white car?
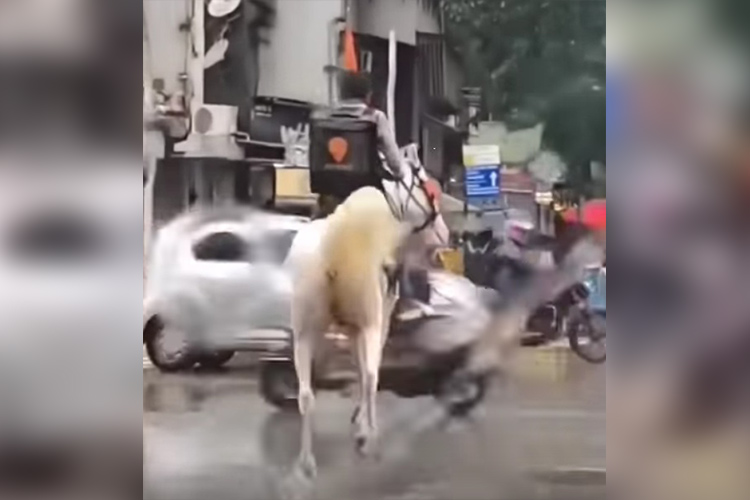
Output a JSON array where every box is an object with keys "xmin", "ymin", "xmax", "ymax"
[
  {"xmin": 0, "ymin": 167, "xmax": 142, "ymax": 490},
  {"xmin": 144, "ymin": 206, "xmax": 308, "ymax": 372}
]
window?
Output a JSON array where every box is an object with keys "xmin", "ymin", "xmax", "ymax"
[
  {"xmin": 192, "ymin": 232, "xmax": 249, "ymax": 262},
  {"xmin": 360, "ymin": 50, "xmax": 373, "ymax": 74}
]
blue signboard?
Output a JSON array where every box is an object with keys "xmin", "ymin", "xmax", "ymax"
[{"xmin": 465, "ymin": 165, "xmax": 501, "ymax": 203}]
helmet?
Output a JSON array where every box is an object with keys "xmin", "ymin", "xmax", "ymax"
[{"xmin": 505, "ymin": 219, "xmax": 534, "ymax": 247}]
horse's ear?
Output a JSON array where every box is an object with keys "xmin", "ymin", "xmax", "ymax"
[{"xmin": 424, "ymin": 179, "xmax": 442, "ymax": 207}]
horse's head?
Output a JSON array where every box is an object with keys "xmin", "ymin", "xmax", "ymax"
[{"xmin": 382, "ymin": 144, "xmax": 450, "ymax": 249}]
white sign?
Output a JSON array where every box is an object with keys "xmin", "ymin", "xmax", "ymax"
[
  {"xmin": 280, "ymin": 123, "xmax": 310, "ymax": 167},
  {"xmin": 535, "ymin": 191, "xmax": 554, "ymax": 205},
  {"xmin": 463, "ymin": 145, "xmax": 501, "ymax": 169}
]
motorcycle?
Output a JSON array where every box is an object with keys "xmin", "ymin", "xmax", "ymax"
[
  {"xmin": 464, "ymin": 228, "xmax": 606, "ymax": 364},
  {"xmin": 522, "ymin": 267, "xmax": 606, "ymax": 364},
  {"xmin": 258, "ymin": 269, "xmax": 497, "ymax": 417}
]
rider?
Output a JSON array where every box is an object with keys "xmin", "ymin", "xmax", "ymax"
[
  {"xmin": 332, "ymin": 71, "xmax": 434, "ymax": 319},
  {"xmin": 335, "ymin": 71, "xmax": 405, "ymax": 178},
  {"xmin": 312, "ymin": 71, "xmax": 405, "ymax": 219},
  {"xmin": 335, "ymin": 71, "xmax": 406, "ymax": 181}
]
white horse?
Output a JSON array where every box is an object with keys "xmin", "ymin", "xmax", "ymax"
[{"xmin": 286, "ymin": 149, "xmax": 449, "ymax": 477}]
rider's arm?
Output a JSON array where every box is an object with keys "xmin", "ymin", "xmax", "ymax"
[{"xmin": 372, "ymin": 109, "xmax": 405, "ymax": 179}]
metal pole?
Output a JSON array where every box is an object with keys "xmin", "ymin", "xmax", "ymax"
[{"xmin": 387, "ymin": 30, "xmax": 397, "ymax": 136}]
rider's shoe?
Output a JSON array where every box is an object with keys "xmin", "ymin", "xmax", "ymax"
[{"xmin": 397, "ymin": 300, "xmax": 435, "ymax": 321}]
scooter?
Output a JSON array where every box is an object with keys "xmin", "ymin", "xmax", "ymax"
[{"xmin": 258, "ymin": 270, "xmax": 496, "ymax": 417}]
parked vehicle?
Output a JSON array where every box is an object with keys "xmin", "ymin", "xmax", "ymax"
[
  {"xmin": 464, "ymin": 227, "xmax": 607, "ymax": 364},
  {"xmin": 568, "ymin": 265, "xmax": 606, "ymax": 363},
  {"xmin": 143, "ymin": 207, "xmax": 308, "ymax": 372},
  {"xmin": 523, "ymin": 269, "xmax": 607, "ymax": 364}
]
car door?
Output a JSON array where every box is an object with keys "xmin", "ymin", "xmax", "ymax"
[{"xmin": 188, "ymin": 228, "xmax": 261, "ymax": 346}]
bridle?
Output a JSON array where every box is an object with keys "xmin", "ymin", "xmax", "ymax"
[{"xmin": 382, "ymin": 149, "xmax": 441, "ymax": 236}]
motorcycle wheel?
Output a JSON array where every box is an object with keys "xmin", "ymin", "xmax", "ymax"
[
  {"xmin": 568, "ymin": 310, "xmax": 607, "ymax": 364},
  {"xmin": 259, "ymin": 360, "xmax": 301, "ymax": 412},
  {"xmin": 437, "ymin": 372, "xmax": 489, "ymax": 418}
]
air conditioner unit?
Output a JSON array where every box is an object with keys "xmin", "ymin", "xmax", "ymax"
[
  {"xmin": 191, "ymin": 104, "xmax": 238, "ymax": 137},
  {"xmin": 176, "ymin": 104, "xmax": 243, "ymax": 159}
]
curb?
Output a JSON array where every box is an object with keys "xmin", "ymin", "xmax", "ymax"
[{"xmin": 514, "ymin": 342, "xmax": 580, "ymax": 383}]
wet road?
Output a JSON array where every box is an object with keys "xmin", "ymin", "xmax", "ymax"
[{"xmin": 143, "ymin": 353, "xmax": 605, "ymax": 500}]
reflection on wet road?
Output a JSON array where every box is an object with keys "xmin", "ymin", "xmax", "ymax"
[{"xmin": 144, "ymin": 358, "xmax": 605, "ymax": 500}]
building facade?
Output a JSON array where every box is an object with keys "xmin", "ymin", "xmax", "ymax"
[{"xmin": 144, "ymin": 0, "xmax": 459, "ymax": 228}]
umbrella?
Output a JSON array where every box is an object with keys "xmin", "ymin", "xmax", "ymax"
[{"xmin": 562, "ymin": 199, "xmax": 606, "ymax": 231}]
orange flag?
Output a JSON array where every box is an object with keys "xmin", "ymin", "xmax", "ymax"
[{"xmin": 343, "ymin": 28, "xmax": 359, "ymax": 72}]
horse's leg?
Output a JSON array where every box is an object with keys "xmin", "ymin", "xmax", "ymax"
[
  {"xmin": 293, "ymin": 329, "xmax": 317, "ymax": 478},
  {"xmin": 354, "ymin": 292, "xmax": 390, "ymax": 457},
  {"xmin": 352, "ymin": 288, "xmax": 396, "ymax": 429},
  {"xmin": 291, "ymin": 290, "xmax": 328, "ymax": 479},
  {"xmin": 354, "ymin": 325, "xmax": 385, "ymax": 456}
]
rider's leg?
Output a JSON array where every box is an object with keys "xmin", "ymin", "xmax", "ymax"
[{"xmin": 397, "ymin": 266, "xmax": 435, "ymax": 321}]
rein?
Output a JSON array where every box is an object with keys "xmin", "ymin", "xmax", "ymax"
[{"xmin": 384, "ymin": 161, "xmax": 440, "ymax": 236}]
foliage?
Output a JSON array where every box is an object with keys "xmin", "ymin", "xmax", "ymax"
[{"xmin": 441, "ymin": 0, "xmax": 606, "ymax": 195}]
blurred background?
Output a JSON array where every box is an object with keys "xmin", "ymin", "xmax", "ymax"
[
  {"xmin": 0, "ymin": 0, "xmax": 142, "ymax": 498},
  {"xmin": 608, "ymin": 1, "xmax": 750, "ymax": 500}
]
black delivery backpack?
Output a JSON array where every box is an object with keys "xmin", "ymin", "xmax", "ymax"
[{"xmin": 308, "ymin": 109, "xmax": 383, "ymax": 199}]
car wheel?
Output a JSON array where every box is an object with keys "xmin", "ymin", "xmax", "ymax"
[
  {"xmin": 144, "ymin": 316, "xmax": 196, "ymax": 373},
  {"xmin": 197, "ymin": 350, "xmax": 236, "ymax": 370}
]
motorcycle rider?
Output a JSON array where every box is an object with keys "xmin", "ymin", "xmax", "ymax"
[
  {"xmin": 322, "ymin": 71, "xmax": 437, "ymax": 319},
  {"xmin": 313, "ymin": 70, "xmax": 406, "ymax": 220},
  {"xmin": 334, "ymin": 71, "xmax": 406, "ymax": 181}
]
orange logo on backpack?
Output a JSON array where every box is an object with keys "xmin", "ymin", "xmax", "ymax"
[{"xmin": 328, "ymin": 137, "xmax": 349, "ymax": 164}]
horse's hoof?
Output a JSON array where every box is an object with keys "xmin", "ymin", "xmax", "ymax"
[
  {"xmin": 355, "ymin": 435, "xmax": 366, "ymax": 454},
  {"xmin": 439, "ymin": 371, "xmax": 490, "ymax": 419},
  {"xmin": 279, "ymin": 460, "xmax": 316, "ymax": 500},
  {"xmin": 354, "ymin": 434, "xmax": 379, "ymax": 458},
  {"xmin": 295, "ymin": 454, "xmax": 318, "ymax": 480}
]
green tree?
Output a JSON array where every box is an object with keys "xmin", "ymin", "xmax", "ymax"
[{"xmin": 442, "ymin": 0, "xmax": 605, "ymax": 196}]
